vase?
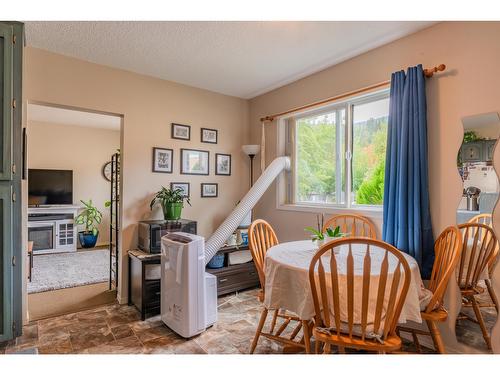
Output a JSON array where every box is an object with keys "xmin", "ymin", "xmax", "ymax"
[
  {"xmin": 78, "ymin": 231, "xmax": 98, "ymax": 248},
  {"xmin": 162, "ymin": 202, "xmax": 183, "ymax": 220}
]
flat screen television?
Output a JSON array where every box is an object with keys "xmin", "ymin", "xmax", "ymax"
[{"xmin": 28, "ymin": 169, "xmax": 73, "ymax": 206}]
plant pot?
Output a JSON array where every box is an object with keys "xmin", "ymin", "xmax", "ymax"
[
  {"xmin": 162, "ymin": 202, "xmax": 183, "ymax": 220},
  {"xmin": 79, "ymin": 231, "xmax": 98, "ymax": 248}
]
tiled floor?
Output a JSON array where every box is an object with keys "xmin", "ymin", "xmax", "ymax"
[{"xmin": 1, "ymin": 287, "xmax": 496, "ymax": 354}]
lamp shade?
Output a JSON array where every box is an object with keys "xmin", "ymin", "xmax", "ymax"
[{"xmin": 242, "ymin": 144, "xmax": 260, "ymax": 156}]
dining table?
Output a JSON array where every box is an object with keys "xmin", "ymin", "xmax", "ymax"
[{"xmin": 263, "ymin": 240, "xmax": 428, "ymax": 330}]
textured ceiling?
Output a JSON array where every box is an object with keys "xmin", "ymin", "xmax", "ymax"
[
  {"xmin": 28, "ymin": 104, "xmax": 121, "ymax": 131},
  {"xmin": 25, "ymin": 21, "xmax": 435, "ymax": 98}
]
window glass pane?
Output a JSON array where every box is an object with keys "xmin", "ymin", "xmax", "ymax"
[
  {"xmin": 295, "ymin": 109, "xmax": 345, "ymax": 204},
  {"xmin": 351, "ymin": 97, "xmax": 389, "ymax": 205}
]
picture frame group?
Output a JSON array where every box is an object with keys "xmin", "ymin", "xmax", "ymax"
[
  {"xmin": 153, "ymin": 147, "xmax": 231, "ymax": 176},
  {"xmin": 171, "ymin": 123, "xmax": 218, "ymax": 144}
]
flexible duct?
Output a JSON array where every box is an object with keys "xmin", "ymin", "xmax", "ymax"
[{"xmin": 204, "ymin": 156, "xmax": 291, "ymax": 264}]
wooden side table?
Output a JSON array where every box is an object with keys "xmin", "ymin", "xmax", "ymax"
[
  {"xmin": 128, "ymin": 249, "xmax": 161, "ymax": 320},
  {"xmin": 206, "ymin": 245, "xmax": 260, "ymax": 296}
]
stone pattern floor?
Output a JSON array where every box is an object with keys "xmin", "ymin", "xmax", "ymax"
[{"xmin": 1, "ymin": 287, "xmax": 496, "ymax": 354}]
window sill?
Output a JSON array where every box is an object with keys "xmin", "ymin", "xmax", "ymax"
[{"xmin": 276, "ymin": 203, "xmax": 383, "ymax": 219}]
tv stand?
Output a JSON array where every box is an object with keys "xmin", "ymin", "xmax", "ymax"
[{"xmin": 28, "ymin": 205, "xmax": 81, "ymax": 255}]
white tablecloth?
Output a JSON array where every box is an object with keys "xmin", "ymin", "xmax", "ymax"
[{"xmin": 264, "ymin": 240, "xmax": 424, "ymax": 324}]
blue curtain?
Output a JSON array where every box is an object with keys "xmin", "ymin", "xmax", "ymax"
[{"xmin": 382, "ymin": 64, "xmax": 434, "ymax": 278}]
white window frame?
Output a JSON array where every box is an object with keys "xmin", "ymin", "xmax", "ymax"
[{"xmin": 276, "ymin": 88, "xmax": 389, "ymax": 218}]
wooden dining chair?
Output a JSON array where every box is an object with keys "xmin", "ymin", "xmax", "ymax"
[
  {"xmin": 397, "ymin": 226, "xmax": 462, "ymax": 354},
  {"xmin": 467, "ymin": 213, "xmax": 499, "ymax": 313},
  {"xmin": 322, "ymin": 214, "xmax": 377, "ymax": 239},
  {"xmin": 468, "ymin": 213, "xmax": 493, "ymax": 227},
  {"xmin": 308, "ymin": 237, "xmax": 411, "ymax": 354},
  {"xmin": 457, "ymin": 223, "xmax": 498, "ymax": 349},
  {"xmin": 248, "ymin": 219, "xmax": 308, "ymax": 353}
]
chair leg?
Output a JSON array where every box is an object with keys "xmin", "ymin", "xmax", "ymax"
[
  {"xmin": 250, "ymin": 308, "xmax": 268, "ymax": 354},
  {"xmin": 323, "ymin": 343, "xmax": 331, "ymax": 354},
  {"xmin": 470, "ymin": 295, "xmax": 492, "ymax": 349},
  {"xmin": 425, "ymin": 320, "xmax": 446, "ymax": 354},
  {"xmin": 485, "ymin": 279, "xmax": 499, "ymax": 314},
  {"xmin": 412, "ymin": 331, "xmax": 422, "ymax": 353},
  {"xmin": 302, "ymin": 320, "xmax": 311, "ymax": 354}
]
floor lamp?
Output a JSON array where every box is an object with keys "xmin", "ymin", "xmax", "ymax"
[
  {"xmin": 240, "ymin": 145, "xmax": 261, "ymax": 229},
  {"xmin": 242, "ymin": 144, "xmax": 260, "ymax": 187}
]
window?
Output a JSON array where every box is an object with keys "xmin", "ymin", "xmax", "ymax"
[{"xmin": 288, "ymin": 90, "xmax": 389, "ymax": 209}]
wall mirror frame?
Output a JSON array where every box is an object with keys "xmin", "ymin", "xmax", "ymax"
[{"xmin": 453, "ymin": 112, "xmax": 500, "ymax": 353}]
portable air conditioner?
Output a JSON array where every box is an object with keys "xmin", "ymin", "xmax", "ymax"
[{"xmin": 161, "ymin": 232, "xmax": 217, "ymax": 338}]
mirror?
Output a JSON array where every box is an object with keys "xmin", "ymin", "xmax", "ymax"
[{"xmin": 456, "ymin": 112, "xmax": 500, "ymax": 352}]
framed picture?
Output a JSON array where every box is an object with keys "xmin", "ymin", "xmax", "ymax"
[
  {"xmin": 170, "ymin": 182, "xmax": 190, "ymax": 198},
  {"xmin": 201, "ymin": 183, "xmax": 218, "ymax": 198},
  {"xmin": 215, "ymin": 153, "xmax": 231, "ymax": 176},
  {"xmin": 180, "ymin": 148, "xmax": 209, "ymax": 175},
  {"xmin": 201, "ymin": 128, "xmax": 218, "ymax": 144},
  {"xmin": 171, "ymin": 123, "xmax": 191, "ymax": 140},
  {"xmin": 152, "ymin": 147, "xmax": 173, "ymax": 173}
]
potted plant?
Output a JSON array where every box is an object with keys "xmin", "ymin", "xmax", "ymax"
[
  {"xmin": 150, "ymin": 187, "xmax": 191, "ymax": 220},
  {"xmin": 76, "ymin": 199, "xmax": 103, "ymax": 248},
  {"xmin": 305, "ymin": 214, "xmax": 344, "ymax": 246}
]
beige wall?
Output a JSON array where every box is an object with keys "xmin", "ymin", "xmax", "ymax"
[
  {"xmin": 25, "ymin": 47, "xmax": 250, "ymax": 302},
  {"xmin": 27, "ymin": 121, "xmax": 120, "ymax": 246},
  {"xmin": 249, "ymin": 21, "xmax": 500, "ymax": 244}
]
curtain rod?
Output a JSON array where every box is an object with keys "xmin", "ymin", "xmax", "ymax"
[{"xmin": 259, "ymin": 64, "xmax": 446, "ymax": 122}]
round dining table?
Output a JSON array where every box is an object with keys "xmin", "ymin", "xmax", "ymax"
[{"xmin": 263, "ymin": 240, "xmax": 427, "ymax": 325}]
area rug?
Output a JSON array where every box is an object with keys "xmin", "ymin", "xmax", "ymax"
[{"xmin": 28, "ymin": 249, "xmax": 110, "ymax": 294}]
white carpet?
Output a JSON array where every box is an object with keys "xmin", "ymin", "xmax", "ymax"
[{"xmin": 28, "ymin": 249, "xmax": 110, "ymax": 294}]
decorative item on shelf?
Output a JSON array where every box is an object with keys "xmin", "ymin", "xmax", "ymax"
[
  {"xmin": 304, "ymin": 214, "xmax": 344, "ymax": 247},
  {"xmin": 206, "ymin": 253, "xmax": 225, "ymax": 269},
  {"xmin": 170, "ymin": 182, "xmax": 190, "ymax": 198},
  {"xmin": 171, "ymin": 123, "xmax": 191, "ymax": 140},
  {"xmin": 226, "ymin": 232, "xmax": 237, "ymax": 246},
  {"xmin": 152, "ymin": 147, "xmax": 173, "ymax": 173},
  {"xmin": 102, "ymin": 161, "xmax": 112, "ymax": 181},
  {"xmin": 76, "ymin": 199, "xmax": 103, "ymax": 248},
  {"xmin": 201, "ymin": 128, "xmax": 218, "ymax": 144},
  {"xmin": 150, "ymin": 186, "xmax": 192, "ymax": 220},
  {"xmin": 242, "ymin": 144, "xmax": 260, "ymax": 187},
  {"xmin": 201, "ymin": 183, "xmax": 218, "ymax": 198},
  {"xmin": 181, "ymin": 148, "xmax": 209, "ymax": 175},
  {"xmin": 215, "ymin": 153, "xmax": 231, "ymax": 176},
  {"xmin": 240, "ymin": 229, "xmax": 248, "ymax": 246}
]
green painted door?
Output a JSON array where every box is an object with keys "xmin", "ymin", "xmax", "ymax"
[{"xmin": 0, "ymin": 22, "xmax": 17, "ymax": 343}]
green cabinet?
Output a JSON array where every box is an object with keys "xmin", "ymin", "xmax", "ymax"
[
  {"xmin": 0, "ymin": 22, "xmax": 22, "ymax": 343},
  {"xmin": 460, "ymin": 139, "xmax": 498, "ymax": 163}
]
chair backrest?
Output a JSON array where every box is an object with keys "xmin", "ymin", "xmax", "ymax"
[
  {"xmin": 457, "ymin": 223, "xmax": 498, "ymax": 289},
  {"xmin": 426, "ymin": 226, "xmax": 462, "ymax": 313},
  {"xmin": 248, "ymin": 219, "xmax": 279, "ymax": 289},
  {"xmin": 468, "ymin": 213, "xmax": 499, "ymax": 276},
  {"xmin": 308, "ymin": 238, "xmax": 411, "ymax": 341},
  {"xmin": 468, "ymin": 213, "xmax": 493, "ymax": 227},
  {"xmin": 322, "ymin": 214, "xmax": 377, "ymax": 239}
]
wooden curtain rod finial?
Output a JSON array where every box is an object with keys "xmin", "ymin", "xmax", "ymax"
[{"xmin": 424, "ymin": 64, "xmax": 446, "ymax": 78}]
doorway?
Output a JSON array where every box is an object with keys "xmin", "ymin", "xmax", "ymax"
[{"xmin": 25, "ymin": 102, "xmax": 123, "ymax": 320}]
